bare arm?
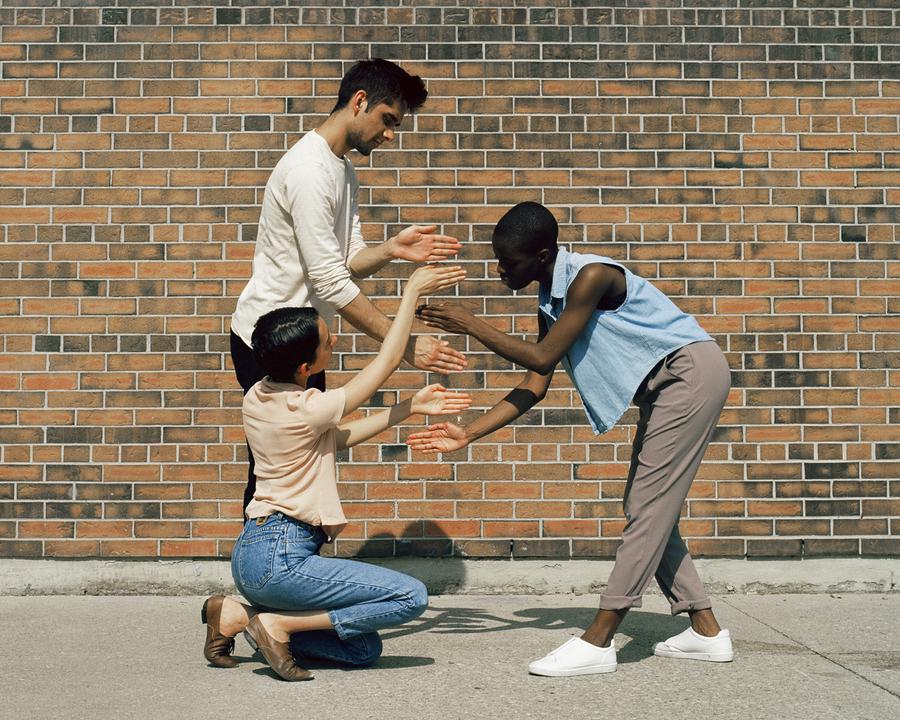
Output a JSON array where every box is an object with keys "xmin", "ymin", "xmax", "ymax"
[
  {"xmin": 337, "ymin": 385, "xmax": 472, "ymax": 450},
  {"xmin": 340, "ymin": 266, "xmax": 465, "ymax": 414},
  {"xmin": 337, "ymin": 291, "xmax": 392, "ymax": 341},
  {"xmin": 336, "ymin": 398, "xmax": 413, "ymax": 450},
  {"xmin": 406, "ymin": 370, "xmax": 553, "ymax": 453},
  {"xmin": 407, "ymin": 314, "xmax": 555, "ymax": 453},
  {"xmin": 338, "ymin": 291, "xmax": 467, "ymax": 373},
  {"xmin": 418, "ymin": 264, "xmax": 620, "ymax": 375},
  {"xmin": 348, "ymin": 225, "xmax": 462, "ymax": 279},
  {"xmin": 463, "ymin": 369, "xmax": 553, "ymax": 443},
  {"xmin": 346, "ymin": 242, "xmax": 393, "ymax": 279}
]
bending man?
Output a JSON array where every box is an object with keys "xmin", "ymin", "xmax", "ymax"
[{"xmin": 411, "ymin": 201, "xmax": 734, "ymax": 676}]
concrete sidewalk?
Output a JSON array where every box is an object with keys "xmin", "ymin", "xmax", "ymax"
[{"xmin": 4, "ymin": 593, "xmax": 898, "ymax": 720}]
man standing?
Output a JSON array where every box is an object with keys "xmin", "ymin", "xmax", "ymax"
[{"xmin": 231, "ymin": 59, "xmax": 465, "ymax": 511}]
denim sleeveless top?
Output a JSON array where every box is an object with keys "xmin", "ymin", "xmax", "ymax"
[{"xmin": 538, "ymin": 248, "xmax": 712, "ymax": 435}]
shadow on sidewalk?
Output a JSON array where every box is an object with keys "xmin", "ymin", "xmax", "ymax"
[{"xmin": 380, "ymin": 603, "xmax": 689, "ymax": 663}]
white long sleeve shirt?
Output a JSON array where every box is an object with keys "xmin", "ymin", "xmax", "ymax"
[{"xmin": 231, "ymin": 130, "xmax": 367, "ymax": 346}]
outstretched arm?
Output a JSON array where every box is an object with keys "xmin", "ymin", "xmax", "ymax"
[
  {"xmin": 418, "ymin": 263, "xmax": 618, "ymax": 375},
  {"xmin": 407, "ymin": 368, "xmax": 553, "ymax": 454},
  {"xmin": 348, "ymin": 225, "xmax": 462, "ymax": 278},
  {"xmin": 408, "ymin": 313, "xmax": 554, "ymax": 453},
  {"xmin": 340, "ymin": 265, "xmax": 465, "ymax": 414},
  {"xmin": 336, "ymin": 384, "xmax": 471, "ymax": 450}
]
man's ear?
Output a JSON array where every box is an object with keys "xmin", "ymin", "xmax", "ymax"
[
  {"xmin": 537, "ymin": 247, "xmax": 551, "ymax": 265},
  {"xmin": 352, "ymin": 90, "xmax": 368, "ymax": 115}
]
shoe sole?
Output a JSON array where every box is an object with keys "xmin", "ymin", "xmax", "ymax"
[
  {"xmin": 529, "ymin": 663, "xmax": 617, "ymax": 677},
  {"xmin": 653, "ymin": 645, "xmax": 733, "ymax": 662}
]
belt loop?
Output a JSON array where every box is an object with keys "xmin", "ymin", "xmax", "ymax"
[{"xmin": 255, "ymin": 515, "xmax": 269, "ymax": 526}]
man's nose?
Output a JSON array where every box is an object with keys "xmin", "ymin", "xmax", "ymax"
[{"xmin": 383, "ymin": 127, "xmax": 395, "ymax": 142}]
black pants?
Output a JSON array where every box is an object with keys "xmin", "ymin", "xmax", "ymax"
[{"xmin": 230, "ymin": 330, "xmax": 325, "ymax": 514}]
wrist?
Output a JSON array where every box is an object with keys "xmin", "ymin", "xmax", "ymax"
[
  {"xmin": 385, "ymin": 235, "xmax": 399, "ymax": 259},
  {"xmin": 468, "ymin": 316, "xmax": 491, "ymax": 341}
]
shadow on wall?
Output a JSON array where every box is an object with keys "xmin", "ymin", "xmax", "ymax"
[{"xmin": 325, "ymin": 523, "xmax": 467, "ymax": 594}]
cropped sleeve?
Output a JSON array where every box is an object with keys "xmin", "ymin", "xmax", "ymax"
[{"xmin": 298, "ymin": 387, "xmax": 346, "ymax": 433}]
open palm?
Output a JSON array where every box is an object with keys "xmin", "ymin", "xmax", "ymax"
[
  {"xmin": 407, "ymin": 422, "xmax": 468, "ymax": 454},
  {"xmin": 392, "ymin": 225, "xmax": 461, "ymax": 263},
  {"xmin": 410, "ymin": 384, "xmax": 472, "ymax": 416}
]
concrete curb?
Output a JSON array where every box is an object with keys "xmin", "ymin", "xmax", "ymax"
[{"xmin": 1, "ymin": 557, "xmax": 897, "ymax": 596}]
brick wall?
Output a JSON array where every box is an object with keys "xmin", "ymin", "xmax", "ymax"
[{"xmin": 1, "ymin": 1, "xmax": 897, "ymax": 562}]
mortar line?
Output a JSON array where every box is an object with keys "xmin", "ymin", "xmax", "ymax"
[{"xmin": 719, "ymin": 596, "xmax": 900, "ymax": 701}]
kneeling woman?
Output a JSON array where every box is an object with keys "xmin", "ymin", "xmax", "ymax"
[{"xmin": 202, "ymin": 264, "xmax": 468, "ymax": 680}]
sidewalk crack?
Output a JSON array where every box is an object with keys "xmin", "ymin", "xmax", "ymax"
[{"xmin": 719, "ymin": 596, "xmax": 900, "ymax": 701}]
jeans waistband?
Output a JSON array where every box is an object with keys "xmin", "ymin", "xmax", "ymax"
[{"xmin": 252, "ymin": 512, "xmax": 323, "ymax": 536}]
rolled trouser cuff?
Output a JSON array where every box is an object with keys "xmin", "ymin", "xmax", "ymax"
[
  {"xmin": 669, "ymin": 597, "xmax": 713, "ymax": 616},
  {"xmin": 599, "ymin": 593, "xmax": 643, "ymax": 611}
]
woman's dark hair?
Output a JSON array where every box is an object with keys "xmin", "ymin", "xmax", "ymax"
[
  {"xmin": 492, "ymin": 201, "xmax": 559, "ymax": 257},
  {"xmin": 251, "ymin": 307, "xmax": 320, "ymax": 383},
  {"xmin": 331, "ymin": 58, "xmax": 428, "ymax": 114}
]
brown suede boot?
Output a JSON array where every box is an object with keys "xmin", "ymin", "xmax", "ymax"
[
  {"xmin": 244, "ymin": 615, "xmax": 313, "ymax": 681},
  {"xmin": 201, "ymin": 595, "xmax": 238, "ymax": 668}
]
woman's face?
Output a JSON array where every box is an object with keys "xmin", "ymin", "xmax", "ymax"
[{"xmin": 306, "ymin": 317, "xmax": 336, "ymax": 375}]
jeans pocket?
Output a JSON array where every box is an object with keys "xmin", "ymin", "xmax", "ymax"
[
  {"xmin": 236, "ymin": 526, "xmax": 282, "ymax": 590},
  {"xmin": 283, "ymin": 521, "xmax": 322, "ymax": 567}
]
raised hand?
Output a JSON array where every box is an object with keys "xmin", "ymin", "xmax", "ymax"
[
  {"xmin": 415, "ymin": 302, "xmax": 476, "ymax": 335},
  {"xmin": 390, "ymin": 225, "xmax": 461, "ymax": 263},
  {"xmin": 408, "ymin": 335, "xmax": 467, "ymax": 373},
  {"xmin": 406, "ymin": 264, "xmax": 467, "ymax": 298},
  {"xmin": 410, "ymin": 383, "xmax": 472, "ymax": 416},
  {"xmin": 407, "ymin": 421, "xmax": 469, "ymax": 454}
]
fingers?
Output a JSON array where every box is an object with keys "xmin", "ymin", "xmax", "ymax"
[
  {"xmin": 419, "ymin": 339, "xmax": 467, "ymax": 368},
  {"xmin": 421, "ymin": 358, "xmax": 467, "ymax": 373},
  {"xmin": 418, "ymin": 266, "xmax": 466, "ymax": 292},
  {"xmin": 415, "ymin": 229, "xmax": 459, "ymax": 244},
  {"xmin": 416, "ymin": 303, "xmax": 457, "ymax": 320},
  {"xmin": 437, "ymin": 269, "xmax": 467, "ymax": 286},
  {"xmin": 431, "ymin": 388, "xmax": 470, "ymax": 402},
  {"xmin": 426, "ymin": 248, "xmax": 460, "ymax": 261},
  {"xmin": 439, "ymin": 346, "xmax": 466, "ymax": 363},
  {"xmin": 416, "ymin": 303, "xmax": 441, "ymax": 315},
  {"xmin": 432, "ymin": 403, "xmax": 470, "ymax": 415},
  {"xmin": 432, "ymin": 396, "xmax": 471, "ymax": 410},
  {"xmin": 423, "ymin": 264, "xmax": 466, "ymax": 278}
]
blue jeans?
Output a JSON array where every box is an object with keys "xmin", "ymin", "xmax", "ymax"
[{"xmin": 231, "ymin": 513, "xmax": 428, "ymax": 667}]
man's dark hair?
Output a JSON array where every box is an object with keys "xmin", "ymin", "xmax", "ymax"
[
  {"xmin": 251, "ymin": 307, "xmax": 320, "ymax": 383},
  {"xmin": 331, "ymin": 58, "xmax": 428, "ymax": 114},
  {"xmin": 492, "ymin": 201, "xmax": 559, "ymax": 257}
]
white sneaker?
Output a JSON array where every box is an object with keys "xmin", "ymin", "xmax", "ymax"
[
  {"xmin": 653, "ymin": 627, "xmax": 734, "ymax": 662},
  {"xmin": 528, "ymin": 637, "xmax": 617, "ymax": 677}
]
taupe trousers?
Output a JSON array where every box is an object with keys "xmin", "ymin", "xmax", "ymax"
[{"xmin": 599, "ymin": 340, "xmax": 731, "ymax": 615}]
